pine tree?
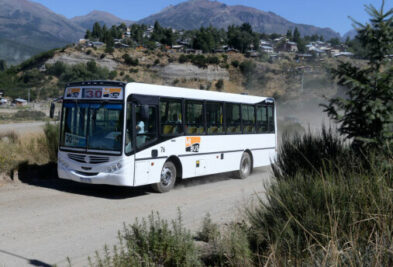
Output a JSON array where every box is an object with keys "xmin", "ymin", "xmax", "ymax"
[{"xmin": 323, "ymin": 1, "xmax": 393, "ymax": 149}]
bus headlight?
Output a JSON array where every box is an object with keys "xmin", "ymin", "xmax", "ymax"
[{"xmin": 107, "ymin": 162, "xmax": 122, "ymax": 173}]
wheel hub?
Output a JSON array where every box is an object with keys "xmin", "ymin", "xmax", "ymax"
[{"xmin": 161, "ymin": 167, "xmax": 173, "ymax": 186}]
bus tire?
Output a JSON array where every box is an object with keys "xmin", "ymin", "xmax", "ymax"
[
  {"xmin": 235, "ymin": 152, "xmax": 252, "ymax": 179},
  {"xmin": 152, "ymin": 161, "xmax": 177, "ymax": 193}
]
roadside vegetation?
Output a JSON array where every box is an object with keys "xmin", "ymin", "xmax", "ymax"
[
  {"xmin": 0, "ymin": 123, "xmax": 58, "ymax": 176},
  {"xmin": 86, "ymin": 2, "xmax": 393, "ymax": 266}
]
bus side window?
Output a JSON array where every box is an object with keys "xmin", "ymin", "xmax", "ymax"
[
  {"xmin": 185, "ymin": 101, "xmax": 204, "ymax": 135},
  {"xmin": 160, "ymin": 99, "xmax": 183, "ymax": 135},
  {"xmin": 226, "ymin": 103, "xmax": 241, "ymax": 134},
  {"xmin": 206, "ymin": 102, "xmax": 223, "ymax": 134},
  {"xmin": 242, "ymin": 105, "xmax": 255, "ymax": 134},
  {"xmin": 136, "ymin": 105, "xmax": 157, "ymax": 149},
  {"xmin": 256, "ymin": 106, "xmax": 268, "ymax": 133},
  {"xmin": 267, "ymin": 105, "xmax": 275, "ymax": 133}
]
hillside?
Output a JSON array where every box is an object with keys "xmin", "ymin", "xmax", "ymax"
[
  {"xmin": 0, "ymin": 0, "xmax": 85, "ymax": 64},
  {"xmin": 139, "ymin": 0, "xmax": 340, "ymax": 40},
  {"xmin": 0, "ymin": 38, "xmax": 41, "ymax": 65},
  {"xmin": 71, "ymin": 10, "xmax": 133, "ymax": 30}
]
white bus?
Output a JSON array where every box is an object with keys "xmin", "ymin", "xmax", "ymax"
[{"xmin": 56, "ymin": 81, "xmax": 277, "ymax": 192}]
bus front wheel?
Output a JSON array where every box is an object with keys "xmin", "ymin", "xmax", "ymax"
[
  {"xmin": 235, "ymin": 152, "xmax": 252, "ymax": 179},
  {"xmin": 152, "ymin": 161, "xmax": 177, "ymax": 193}
]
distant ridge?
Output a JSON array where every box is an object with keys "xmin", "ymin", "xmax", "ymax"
[
  {"xmin": 71, "ymin": 10, "xmax": 134, "ymax": 30},
  {"xmin": 138, "ymin": 0, "xmax": 340, "ymax": 40}
]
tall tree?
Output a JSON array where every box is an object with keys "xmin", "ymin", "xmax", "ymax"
[{"xmin": 323, "ymin": 1, "xmax": 393, "ymax": 149}]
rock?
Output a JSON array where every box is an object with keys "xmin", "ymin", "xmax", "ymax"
[
  {"xmin": 46, "ymin": 52, "xmax": 119, "ymax": 71},
  {"xmin": 156, "ymin": 63, "xmax": 229, "ymax": 81}
]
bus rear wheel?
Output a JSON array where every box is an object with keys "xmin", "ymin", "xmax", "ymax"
[
  {"xmin": 152, "ymin": 161, "xmax": 177, "ymax": 193},
  {"xmin": 235, "ymin": 152, "xmax": 252, "ymax": 179}
]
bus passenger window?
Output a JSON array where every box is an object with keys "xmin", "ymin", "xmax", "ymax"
[
  {"xmin": 136, "ymin": 105, "xmax": 157, "ymax": 149},
  {"xmin": 226, "ymin": 103, "xmax": 241, "ymax": 134},
  {"xmin": 185, "ymin": 101, "xmax": 204, "ymax": 135},
  {"xmin": 242, "ymin": 105, "xmax": 255, "ymax": 134},
  {"xmin": 267, "ymin": 106, "xmax": 275, "ymax": 133},
  {"xmin": 206, "ymin": 102, "xmax": 223, "ymax": 134},
  {"xmin": 256, "ymin": 106, "xmax": 268, "ymax": 133},
  {"xmin": 160, "ymin": 99, "xmax": 183, "ymax": 135}
]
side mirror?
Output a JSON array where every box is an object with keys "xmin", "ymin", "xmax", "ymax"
[{"xmin": 50, "ymin": 103, "xmax": 55, "ymax": 119}]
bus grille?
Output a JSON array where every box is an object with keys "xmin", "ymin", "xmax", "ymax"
[{"xmin": 68, "ymin": 153, "xmax": 109, "ymax": 164}]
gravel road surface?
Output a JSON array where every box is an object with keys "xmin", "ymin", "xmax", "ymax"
[{"xmin": 0, "ymin": 168, "xmax": 271, "ymax": 266}]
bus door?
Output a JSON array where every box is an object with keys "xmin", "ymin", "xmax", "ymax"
[{"xmin": 132, "ymin": 95, "xmax": 159, "ymax": 185}]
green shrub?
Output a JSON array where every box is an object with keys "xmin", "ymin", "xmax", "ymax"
[
  {"xmin": 42, "ymin": 123, "xmax": 59, "ymax": 162},
  {"xmin": 272, "ymin": 127, "xmax": 355, "ymax": 181},
  {"xmin": 215, "ymin": 79, "xmax": 224, "ymax": 90},
  {"xmin": 207, "ymin": 56, "xmax": 219, "ymax": 64},
  {"xmin": 196, "ymin": 213, "xmax": 220, "ymax": 243},
  {"xmin": 122, "ymin": 54, "xmax": 139, "ymax": 66},
  {"xmin": 90, "ymin": 211, "xmax": 201, "ymax": 267},
  {"xmin": 179, "ymin": 54, "xmax": 189, "ymax": 63},
  {"xmin": 231, "ymin": 60, "xmax": 239, "ymax": 68},
  {"xmin": 247, "ymin": 129, "xmax": 393, "ymax": 265},
  {"xmin": 154, "ymin": 59, "xmax": 160, "ymax": 65},
  {"xmin": 191, "ymin": 55, "xmax": 207, "ymax": 68}
]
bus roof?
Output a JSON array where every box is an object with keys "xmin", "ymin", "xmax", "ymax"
[{"xmin": 126, "ymin": 82, "xmax": 269, "ymax": 105}]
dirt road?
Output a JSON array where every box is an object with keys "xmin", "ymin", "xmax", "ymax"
[{"xmin": 0, "ymin": 168, "xmax": 270, "ymax": 266}]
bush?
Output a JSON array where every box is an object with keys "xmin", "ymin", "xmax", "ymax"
[
  {"xmin": 247, "ymin": 129, "xmax": 393, "ymax": 265},
  {"xmin": 42, "ymin": 123, "xmax": 59, "ymax": 162},
  {"xmin": 231, "ymin": 60, "xmax": 239, "ymax": 68},
  {"xmin": 122, "ymin": 54, "xmax": 139, "ymax": 66},
  {"xmin": 207, "ymin": 56, "xmax": 219, "ymax": 65},
  {"xmin": 179, "ymin": 54, "xmax": 189, "ymax": 63},
  {"xmin": 89, "ymin": 211, "xmax": 201, "ymax": 267},
  {"xmin": 191, "ymin": 55, "xmax": 207, "ymax": 68},
  {"xmin": 215, "ymin": 79, "xmax": 224, "ymax": 90},
  {"xmin": 154, "ymin": 59, "xmax": 160, "ymax": 65},
  {"xmin": 272, "ymin": 127, "xmax": 356, "ymax": 181}
]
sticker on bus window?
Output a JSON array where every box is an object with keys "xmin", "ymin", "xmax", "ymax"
[
  {"xmin": 185, "ymin": 137, "xmax": 200, "ymax": 152},
  {"xmin": 66, "ymin": 88, "xmax": 81, "ymax": 98},
  {"xmin": 65, "ymin": 133, "xmax": 86, "ymax": 147},
  {"xmin": 103, "ymin": 88, "xmax": 122, "ymax": 99}
]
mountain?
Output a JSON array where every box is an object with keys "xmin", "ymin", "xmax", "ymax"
[
  {"xmin": 139, "ymin": 0, "xmax": 340, "ymax": 40},
  {"xmin": 71, "ymin": 10, "xmax": 133, "ymax": 30},
  {"xmin": 343, "ymin": 29, "xmax": 357, "ymax": 40},
  {"xmin": 0, "ymin": 38, "xmax": 41, "ymax": 65},
  {"xmin": 0, "ymin": 0, "xmax": 85, "ymax": 64}
]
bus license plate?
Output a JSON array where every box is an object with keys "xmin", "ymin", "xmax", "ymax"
[{"xmin": 80, "ymin": 178, "xmax": 92, "ymax": 183}]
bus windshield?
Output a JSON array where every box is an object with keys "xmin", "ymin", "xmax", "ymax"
[{"xmin": 60, "ymin": 102, "xmax": 123, "ymax": 153}]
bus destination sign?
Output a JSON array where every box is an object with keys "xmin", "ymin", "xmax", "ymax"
[{"xmin": 64, "ymin": 87, "xmax": 123, "ymax": 100}]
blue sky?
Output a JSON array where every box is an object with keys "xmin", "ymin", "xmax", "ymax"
[{"xmin": 33, "ymin": 0, "xmax": 392, "ymax": 35}]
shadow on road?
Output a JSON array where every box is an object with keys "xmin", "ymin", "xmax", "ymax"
[
  {"xmin": 0, "ymin": 249, "xmax": 52, "ymax": 267},
  {"xmin": 16, "ymin": 161, "xmax": 269, "ymax": 199}
]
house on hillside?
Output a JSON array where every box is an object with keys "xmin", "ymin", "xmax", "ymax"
[
  {"xmin": 13, "ymin": 98, "xmax": 27, "ymax": 106},
  {"xmin": 261, "ymin": 45, "xmax": 274, "ymax": 54},
  {"xmin": 91, "ymin": 41, "xmax": 104, "ymax": 48}
]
